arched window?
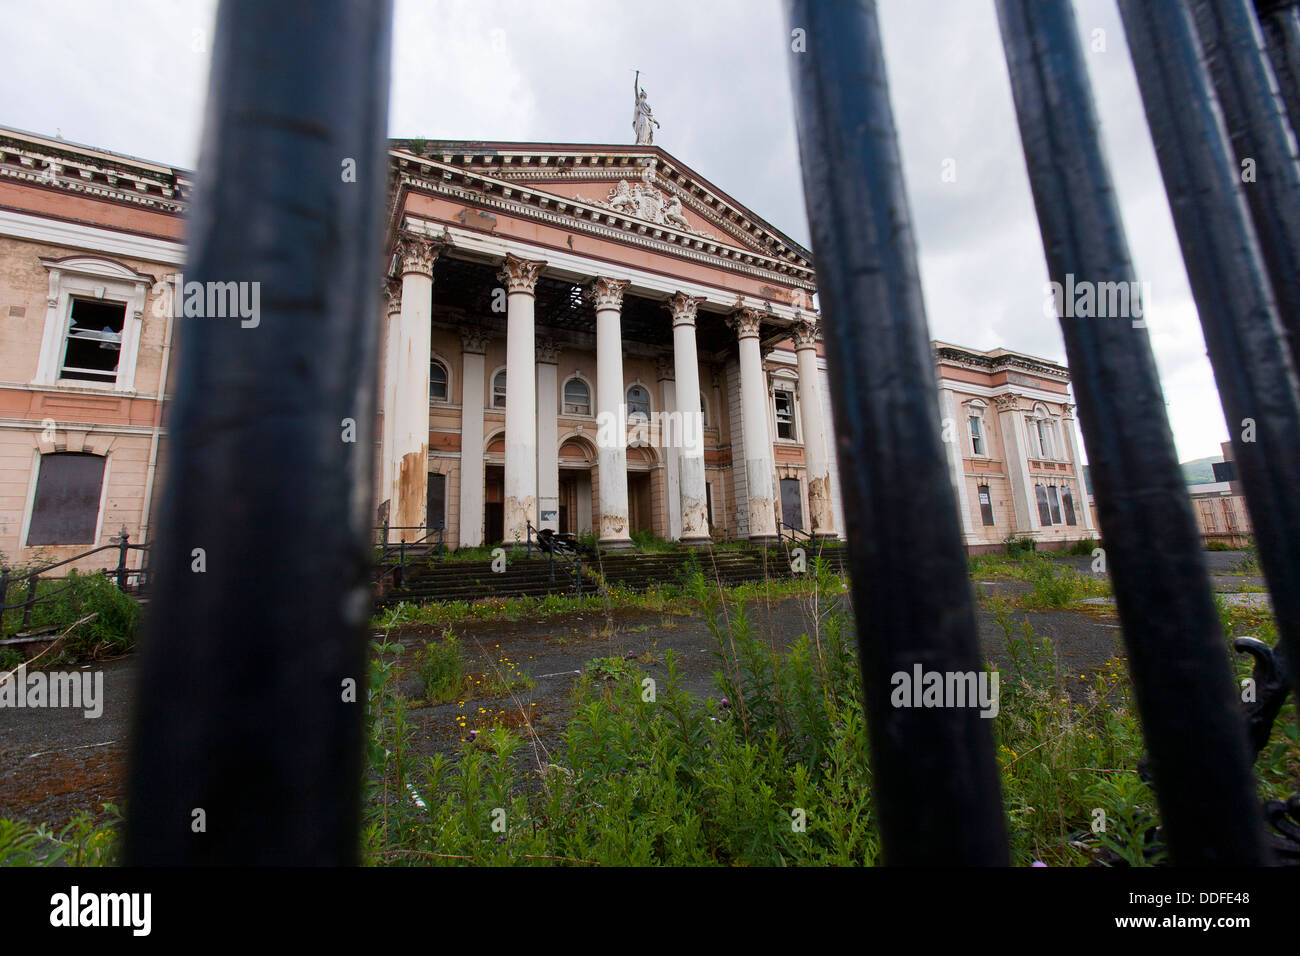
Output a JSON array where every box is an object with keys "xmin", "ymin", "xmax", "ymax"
[
  {"xmin": 492, "ymin": 370, "xmax": 507, "ymax": 408},
  {"xmin": 626, "ymin": 384, "xmax": 651, "ymax": 420},
  {"xmin": 699, "ymin": 392, "xmax": 710, "ymax": 427},
  {"xmin": 1033, "ymin": 404, "xmax": 1057, "ymax": 460},
  {"xmin": 967, "ymin": 400, "xmax": 987, "ymax": 457},
  {"xmin": 429, "ymin": 359, "xmax": 448, "ymax": 402},
  {"xmin": 563, "ymin": 377, "xmax": 591, "ymax": 416}
]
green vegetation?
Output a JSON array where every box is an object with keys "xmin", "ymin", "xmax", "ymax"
[
  {"xmin": 0, "ymin": 569, "xmax": 139, "ymax": 662},
  {"xmin": 415, "ymin": 630, "xmax": 466, "ymax": 705},
  {"xmin": 0, "ymin": 807, "xmax": 121, "ymax": 867}
]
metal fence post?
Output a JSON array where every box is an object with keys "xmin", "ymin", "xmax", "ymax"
[
  {"xmin": 124, "ymin": 0, "xmax": 393, "ymax": 865},
  {"xmin": 115, "ymin": 530, "xmax": 130, "ymax": 591},
  {"xmin": 1193, "ymin": 0, "xmax": 1300, "ymax": 373},
  {"xmin": 1255, "ymin": 0, "xmax": 1300, "ymax": 139},
  {"xmin": 1118, "ymin": 0, "xmax": 1300, "ymax": 712},
  {"xmin": 784, "ymin": 0, "xmax": 1009, "ymax": 865},
  {"xmin": 996, "ymin": 0, "xmax": 1268, "ymax": 865}
]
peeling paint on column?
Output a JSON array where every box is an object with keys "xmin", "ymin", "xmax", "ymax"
[
  {"xmin": 808, "ymin": 473, "xmax": 833, "ymax": 535},
  {"xmin": 600, "ymin": 512, "xmax": 627, "ymax": 538},
  {"xmin": 503, "ymin": 495, "xmax": 535, "ymax": 543},
  {"xmin": 396, "ymin": 445, "xmax": 427, "ymax": 538}
]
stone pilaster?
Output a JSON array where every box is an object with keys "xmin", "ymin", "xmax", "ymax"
[
  {"xmin": 536, "ymin": 337, "xmax": 561, "ymax": 533},
  {"xmin": 458, "ymin": 326, "xmax": 489, "ymax": 547}
]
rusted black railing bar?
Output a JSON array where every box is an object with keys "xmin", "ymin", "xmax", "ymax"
[
  {"xmin": 784, "ymin": 0, "xmax": 1009, "ymax": 864},
  {"xmin": 1119, "ymin": 0, "xmax": 1300, "ymax": 713},
  {"xmin": 996, "ymin": 0, "xmax": 1267, "ymax": 864},
  {"xmin": 1193, "ymin": 0, "xmax": 1300, "ymax": 372},
  {"xmin": 1255, "ymin": 0, "xmax": 1300, "ymax": 141},
  {"xmin": 124, "ymin": 0, "xmax": 393, "ymax": 864}
]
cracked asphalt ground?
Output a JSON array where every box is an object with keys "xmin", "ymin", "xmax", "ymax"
[{"xmin": 0, "ymin": 550, "xmax": 1262, "ymax": 829}]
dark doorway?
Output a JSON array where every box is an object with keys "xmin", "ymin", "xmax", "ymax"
[
  {"xmin": 427, "ymin": 473, "xmax": 446, "ymax": 531},
  {"xmin": 780, "ymin": 477, "xmax": 804, "ymax": 531},
  {"xmin": 628, "ymin": 471, "xmax": 652, "ymax": 535},
  {"xmin": 484, "ymin": 466, "xmax": 504, "ymax": 544}
]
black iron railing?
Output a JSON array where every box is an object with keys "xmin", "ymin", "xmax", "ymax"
[
  {"xmin": 0, "ymin": 531, "xmax": 147, "ymax": 640},
  {"xmin": 372, "ymin": 524, "xmax": 443, "ymax": 590},
  {"xmin": 525, "ymin": 521, "xmax": 584, "ymax": 595},
  {"xmin": 121, "ymin": 0, "xmax": 1300, "ymax": 865}
]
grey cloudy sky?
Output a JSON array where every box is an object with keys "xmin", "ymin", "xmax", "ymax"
[{"xmin": 0, "ymin": 0, "xmax": 1228, "ymax": 463}]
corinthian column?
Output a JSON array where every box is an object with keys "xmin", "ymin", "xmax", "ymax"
[
  {"xmin": 667, "ymin": 292, "xmax": 710, "ymax": 544},
  {"xmin": 792, "ymin": 317, "xmax": 836, "ymax": 538},
  {"xmin": 589, "ymin": 276, "xmax": 632, "ymax": 548},
  {"xmin": 730, "ymin": 305, "xmax": 778, "ymax": 540},
  {"xmin": 390, "ymin": 231, "xmax": 444, "ymax": 540},
  {"xmin": 498, "ymin": 254, "xmax": 546, "ymax": 545}
]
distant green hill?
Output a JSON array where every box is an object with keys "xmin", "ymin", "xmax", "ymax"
[
  {"xmin": 1082, "ymin": 456, "xmax": 1221, "ymax": 495},
  {"xmin": 1180, "ymin": 456, "xmax": 1218, "ymax": 485}
]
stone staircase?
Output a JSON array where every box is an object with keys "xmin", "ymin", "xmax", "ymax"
[{"xmin": 376, "ymin": 540, "xmax": 848, "ymax": 607}]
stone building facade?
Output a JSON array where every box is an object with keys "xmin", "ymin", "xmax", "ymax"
[{"xmin": 0, "ymin": 127, "xmax": 1094, "ymax": 572}]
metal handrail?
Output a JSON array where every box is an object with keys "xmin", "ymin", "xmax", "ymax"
[
  {"xmin": 0, "ymin": 530, "xmax": 146, "ymax": 634},
  {"xmin": 526, "ymin": 521, "xmax": 584, "ymax": 595},
  {"xmin": 373, "ymin": 523, "xmax": 444, "ymax": 589}
]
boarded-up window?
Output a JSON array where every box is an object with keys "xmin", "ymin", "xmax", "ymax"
[
  {"xmin": 978, "ymin": 484, "xmax": 995, "ymax": 526},
  {"xmin": 1061, "ymin": 487, "xmax": 1077, "ymax": 525},
  {"xmin": 27, "ymin": 452, "xmax": 105, "ymax": 545},
  {"xmin": 1035, "ymin": 484, "xmax": 1053, "ymax": 525}
]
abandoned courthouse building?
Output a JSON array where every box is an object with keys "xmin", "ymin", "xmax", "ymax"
[{"xmin": 0, "ymin": 125, "xmax": 1094, "ymax": 571}]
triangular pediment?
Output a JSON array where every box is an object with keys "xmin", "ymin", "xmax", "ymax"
[{"xmin": 388, "ymin": 139, "xmax": 816, "ymax": 292}]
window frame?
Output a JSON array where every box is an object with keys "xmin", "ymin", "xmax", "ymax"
[
  {"xmin": 626, "ymin": 384, "xmax": 651, "ymax": 421},
  {"xmin": 35, "ymin": 256, "xmax": 152, "ymax": 392},
  {"xmin": 562, "ymin": 376, "xmax": 592, "ymax": 417},
  {"xmin": 25, "ymin": 450, "xmax": 109, "ymax": 547},
  {"xmin": 429, "ymin": 358, "xmax": 450, "ymax": 404},
  {"xmin": 491, "ymin": 369, "xmax": 508, "ymax": 409},
  {"xmin": 773, "ymin": 387, "xmax": 797, "ymax": 441}
]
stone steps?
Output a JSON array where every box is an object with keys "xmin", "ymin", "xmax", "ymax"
[{"xmin": 376, "ymin": 543, "xmax": 848, "ymax": 607}]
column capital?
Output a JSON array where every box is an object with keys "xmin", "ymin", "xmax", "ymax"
[
  {"xmin": 384, "ymin": 277, "xmax": 402, "ymax": 315},
  {"xmin": 537, "ymin": 337, "xmax": 561, "ymax": 364},
  {"xmin": 665, "ymin": 291, "xmax": 706, "ymax": 327},
  {"xmin": 498, "ymin": 254, "xmax": 546, "ymax": 295},
  {"xmin": 1059, "ymin": 401, "xmax": 1075, "ymax": 420},
  {"xmin": 586, "ymin": 276, "xmax": 629, "ymax": 311},
  {"xmin": 655, "ymin": 354, "xmax": 675, "ymax": 381},
  {"xmin": 727, "ymin": 304, "xmax": 763, "ymax": 340},
  {"xmin": 396, "ymin": 231, "xmax": 446, "ymax": 277},
  {"xmin": 460, "ymin": 325, "xmax": 489, "ymax": 355},
  {"xmin": 993, "ymin": 391, "xmax": 1024, "ymax": 412},
  {"xmin": 791, "ymin": 316, "xmax": 820, "ymax": 349}
]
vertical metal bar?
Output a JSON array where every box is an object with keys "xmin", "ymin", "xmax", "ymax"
[
  {"xmin": 124, "ymin": 0, "xmax": 392, "ymax": 864},
  {"xmin": 996, "ymin": 0, "xmax": 1267, "ymax": 865},
  {"xmin": 116, "ymin": 531, "xmax": 130, "ymax": 591},
  {"xmin": 784, "ymin": 0, "xmax": 1009, "ymax": 864},
  {"xmin": 1256, "ymin": 0, "xmax": 1300, "ymax": 139},
  {"xmin": 1194, "ymin": 0, "xmax": 1300, "ymax": 372},
  {"xmin": 1119, "ymin": 0, "xmax": 1300, "ymax": 710},
  {"xmin": 22, "ymin": 574, "xmax": 37, "ymax": 631}
]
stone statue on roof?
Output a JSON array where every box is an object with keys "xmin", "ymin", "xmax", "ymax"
[{"xmin": 633, "ymin": 70, "xmax": 660, "ymax": 146}]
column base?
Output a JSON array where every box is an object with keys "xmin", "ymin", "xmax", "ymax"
[
  {"xmin": 679, "ymin": 534, "xmax": 713, "ymax": 548},
  {"xmin": 599, "ymin": 537, "xmax": 634, "ymax": 551},
  {"xmin": 748, "ymin": 534, "xmax": 779, "ymax": 545}
]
